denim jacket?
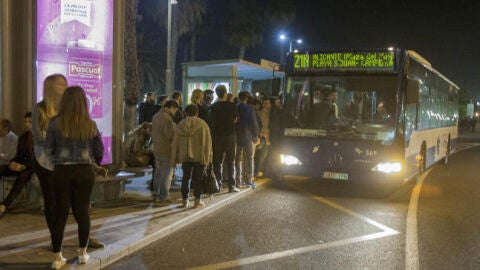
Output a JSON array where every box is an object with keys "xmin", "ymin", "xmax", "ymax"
[
  {"xmin": 32, "ymin": 103, "xmax": 54, "ymax": 170},
  {"xmin": 45, "ymin": 117, "xmax": 104, "ymax": 165}
]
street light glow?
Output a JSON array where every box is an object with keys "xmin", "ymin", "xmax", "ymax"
[
  {"xmin": 279, "ymin": 34, "xmax": 304, "ymax": 52},
  {"xmin": 278, "ymin": 34, "xmax": 304, "ymax": 62},
  {"xmin": 289, "ymin": 38, "xmax": 303, "ymax": 53}
]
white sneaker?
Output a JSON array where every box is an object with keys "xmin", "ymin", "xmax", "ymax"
[
  {"xmin": 182, "ymin": 199, "xmax": 191, "ymax": 208},
  {"xmin": 51, "ymin": 257, "xmax": 66, "ymax": 269},
  {"xmin": 78, "ymin": 254, "xmax": 90, "ymax": 264}
]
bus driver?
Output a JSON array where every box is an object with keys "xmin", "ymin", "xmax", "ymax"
[{"xmin": 309, "ymin": 88, "xmax": 338, "ymax": 129}]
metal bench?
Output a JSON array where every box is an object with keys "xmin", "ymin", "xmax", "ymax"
[
  {"xmin": 123, "ymin": 166, "xmax": 153, "ymax": 176},
  {"xmin": 1, "ymin": 175, "xmax": 27, "ymax": 203},
  {"xmin": 1, "ymin": 174, "xmax": 43, "ymax": 208},
  {"xmin": 91, "ymin": 173, "xmax": 129, "ymax": 202}
]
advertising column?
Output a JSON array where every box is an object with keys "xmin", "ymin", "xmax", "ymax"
[{"xmin": 36, "ymin": 0, "xmax": 114, "ymax": 163}]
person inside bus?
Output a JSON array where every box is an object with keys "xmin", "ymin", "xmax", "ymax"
[
  {"xmin": 308, "ymin": 88, "xmax": 338, "ymax": 129},
  {"xmin": 374, "ymin": 101, "xmax": 392, "ymax": 123},
  {"xmin": 341, "ymin": 91, "xmax": 363, "ymax": 123}
]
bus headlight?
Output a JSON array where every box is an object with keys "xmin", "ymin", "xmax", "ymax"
[
  {"xmin": 280, "ymin": 154, "xmax": 302, "ymax": 166},
  {"xmin": 372, "ymin": 162, "xmax": 402, "ymax": 173}
]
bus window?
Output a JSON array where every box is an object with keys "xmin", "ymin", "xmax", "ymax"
[
  {"xmin": 308, "ymin": 88, "xmax": 338, "ymax": 129},
  {"xmin": 341, "ymin": 91, "xmax": 363, "ymax": 121},
  {"xmin": 285, "ymin": 76, "xmax": 398, "ymax": 142}
]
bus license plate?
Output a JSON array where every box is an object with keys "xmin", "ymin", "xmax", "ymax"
[{"xmin": 322, "ymin": 171, "xmax": 349, "ymax": 181}]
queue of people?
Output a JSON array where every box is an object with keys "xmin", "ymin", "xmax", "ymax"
[
  {"xmin": 0, "ymin": 78, "xmax": 284, "ymax": 269},
  {"xmin": 137, "ymin": 85, "xmax": 284, "ymax": 204},
  {"xmin": 145, "ymin": 85, "xmax": 284, "ymax": 208}
]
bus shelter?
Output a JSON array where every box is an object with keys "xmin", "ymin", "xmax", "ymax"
[{"xmin": 181, "ymin": 58, "xmax": 284, "ymax": 102}]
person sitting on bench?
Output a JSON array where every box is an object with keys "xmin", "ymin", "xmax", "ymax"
[{"xmin": 0, "ymin": 114, "xmax": 29, "ymax": 218}]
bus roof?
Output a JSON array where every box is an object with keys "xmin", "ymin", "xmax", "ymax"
[{"xmin": 406, "ymin": 50, "xmax": 459, "ymax": 90}]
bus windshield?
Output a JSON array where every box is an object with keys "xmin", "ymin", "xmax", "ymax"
[{"xmin": 284, "ymin": 75, "xmax": 398, "ymax": 144}]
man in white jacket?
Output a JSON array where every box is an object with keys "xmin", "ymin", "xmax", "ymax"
[{"xmin": 171, "ymin": 104, "xmax": 213, "ymax": 208}]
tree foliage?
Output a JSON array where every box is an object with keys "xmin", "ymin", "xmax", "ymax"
[
  {"xmin": 458, "ymin": 88, "xmax": 473, "ymax": 117},
  {"xmin": 264, "ymin": 0, "xmax": 296, "ymax": 31},
  {"xmin": 134, "ymin": 0, "xmax": 295, "ymax": 91},
  {"xmin": 125, "ymin": 0, "xmax": 140, "ymax": 106},
  {"xmin": 136, "ymin": 14, "xmax": 165, "ymax": 92},
  {"xmin": 124, "ymin": 0, "xmax": 140, "ymax": 134},
  {"xmin": 137, "ymin": 0, "xmax": 206, "ymax": 92},
  {"xmin": 222, "ymin": 0, "xmax": 263, "ymax": 59}
]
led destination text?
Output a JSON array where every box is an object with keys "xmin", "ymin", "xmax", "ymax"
[{"xmin": 293, "ymin": 52, "xmax": 395, "ymax": 71}]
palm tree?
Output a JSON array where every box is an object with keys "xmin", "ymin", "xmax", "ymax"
[
  {"xmin": 264, "ymin": 0, "xmax": 296, "ymax": 31},
  {"xmin": 124, "ymin": 0, "xmax": 140, "ymax": 134},
  {"xmin": 138, "ymin": 0, "xmax": 206, "ymax": 92},
  {"xmin": 222, "ymin": 0, "xmax": 263, "ymax": 59},
  {"xmin": 170, "ymin": 0, "xmax": 206, "ymax": 89},
  {"xmin": 136, "ymin": 16, "xmax": 165, "ymax": 92}
]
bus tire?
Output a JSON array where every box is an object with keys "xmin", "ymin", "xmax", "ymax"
[
  {"xmin": 443, "ymin": 136, "xmax": 451, "ymax": 165},
  {"xmin": 418, "ymin": 143, "xmax": 427, "ymax": 175}
]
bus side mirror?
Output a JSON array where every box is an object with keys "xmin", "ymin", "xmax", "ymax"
[{"xmin": 406, "ymin": 78, "xmax": 420, "ymax": 103}]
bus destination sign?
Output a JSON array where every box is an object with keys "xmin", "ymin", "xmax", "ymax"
[{"xmin": 293, "ymin": 51, "xmax": 395, "ymax": 71}]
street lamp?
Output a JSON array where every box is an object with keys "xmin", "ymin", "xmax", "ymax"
[
  {"xmin": 289, "ymin": 38, "xmax": 302, "ymax": 53},
  {"xmin": 279, "ymin": 34, "xmax": 303, "ymax": 52},
  {"xmin": 166, "ymin": 0, "xmax": 177, "ymax": 97}
]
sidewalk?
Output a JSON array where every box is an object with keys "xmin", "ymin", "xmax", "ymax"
[
  {"xmin": 0, "ymin": 172, "xmax": 267, "ymax": 269},
  {"xmin": 458, "ymin": 122, "xmax": 480, "ymax": 142}
]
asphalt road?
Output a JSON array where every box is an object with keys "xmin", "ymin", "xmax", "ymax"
[
  {"xmin": 417, "ymin": 144, "xmax": 480, "ymax": 269},
  {"xmin": 106, "ymin": 142, "xmax": 480, "ymax": 270}
]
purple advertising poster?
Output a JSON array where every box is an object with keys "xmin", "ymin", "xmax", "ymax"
[{"xmin": 36, "ymin": 0, "xmax": 114, "ymax": 164}]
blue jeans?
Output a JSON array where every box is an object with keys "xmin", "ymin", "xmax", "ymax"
[
  {"xmin": 153, "ymin": 156, "xmax": 173, "ymax": 200},
  {"xmin": 255, "ymin": 143, "xmax": 269, "ymax": 175},
  {"xmin": 181, "ymin": 162, "xmax": 205, "ymax": 200},
  {"xmin": 235, "ymin": 141, "xmax": 254, "ymax": 184}
]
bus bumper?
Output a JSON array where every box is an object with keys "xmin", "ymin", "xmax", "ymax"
[{"xmin": 278, "ymin": 165, "xmax": 404, "ymax": 188}]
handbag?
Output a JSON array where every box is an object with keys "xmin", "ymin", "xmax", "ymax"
[{"xmin": 202, "ymin": 164, "xmax": 219, "ymax": 194}]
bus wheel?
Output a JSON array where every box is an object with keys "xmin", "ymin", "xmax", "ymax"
[
  {"xmin": 417, "ymin": 144, "xmax": 427, "ymax": 175},
  {"xmin": 443, "ymin": 137, "xmax": 450, "ymax": 165}
]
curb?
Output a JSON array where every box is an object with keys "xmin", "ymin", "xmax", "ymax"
[{"xmin": 78, "ymin": 179, "xmax": 269, "ymax": 269}]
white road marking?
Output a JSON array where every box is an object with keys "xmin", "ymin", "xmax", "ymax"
[
  {"xmin": 188, "ymin": 185, "xmax": 399, "ymax": 270},
  {"xmin": 454, "ymin": 143, "xmax": 480, "ymax": 153},
  {"xmin": 405, "ymin": 169, "xmax": 432, "ymax": 270},
  {"xmin": 188, "ymin": 231, "xmax": 397, "ymax": 270},
  {"xmin": 308, "ymin": 193, "xmax": 398, "ymax": 235}
]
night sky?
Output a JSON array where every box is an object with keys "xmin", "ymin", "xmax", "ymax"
[{"xmin": 247, "ymin": 0, "xmax": 480, "ymax": 98}]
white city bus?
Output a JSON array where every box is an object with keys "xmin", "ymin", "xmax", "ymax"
[{"xmin": 277, "ymin": 48, "xmax": 459, "ymax": 192}]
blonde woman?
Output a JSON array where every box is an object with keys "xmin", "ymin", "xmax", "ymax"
[
  {"xmin": 45, "ymin": 86, "xmax": 104, "ymax": 268},
  {"xmin": 31, "ymin": 74, "xmax": 67, "ymax": 244},
  {"xmin": 190, "ymin": 89, "xmax": 208, "ymax": 121}
]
